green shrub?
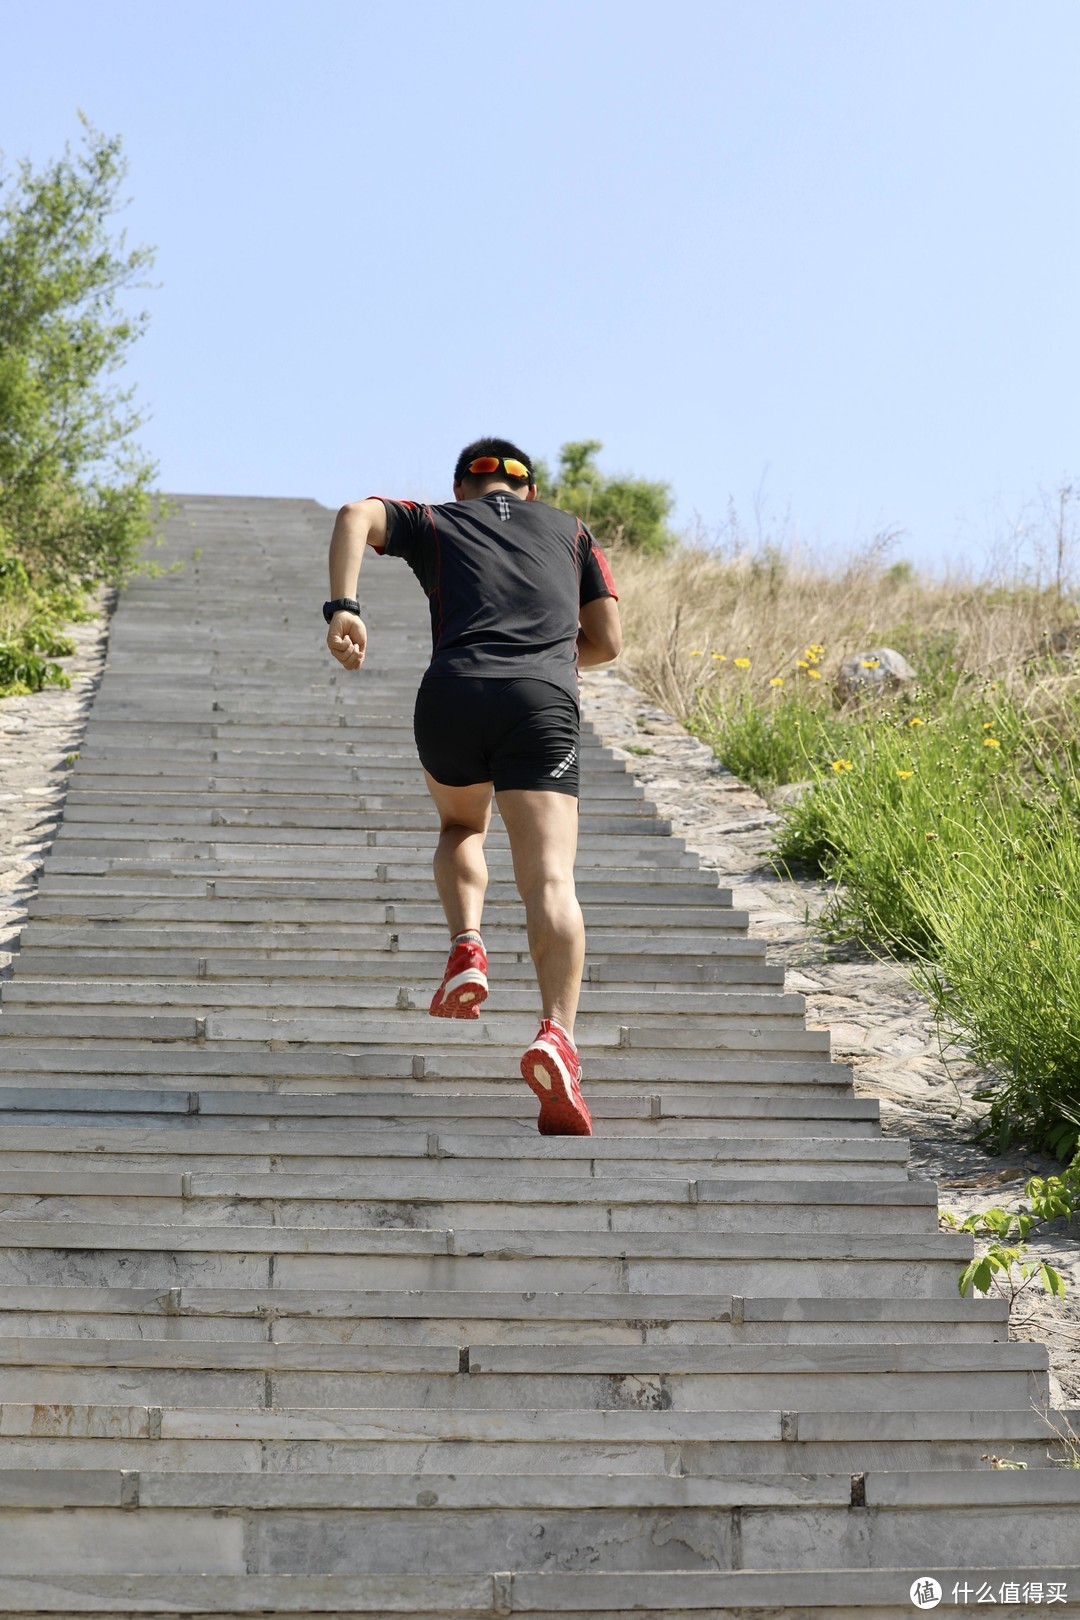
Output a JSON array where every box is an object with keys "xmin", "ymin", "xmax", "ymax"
[
  {"xmin": 688, "ymin": 684, "xmax": 854, "ymax": 797},
  {"xmin": 0, "ymin": 116, "xmax": 158, "ymax": 593},
  {"xmin": 538, "ymin": 440, "xmax": 676, "ymax": 556}
]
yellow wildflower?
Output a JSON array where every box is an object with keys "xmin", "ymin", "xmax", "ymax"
[
  {"xmin": 831, "ymin": 758, "xmax": 854, "ymax": 773},
  {"xmin": 896, "ymin": 769, "xmax": 914, "ymax": 779},
  {"xmin": 733, "ymin": 657, "xmax": 751, "ymax": 669},
  {"xmin": 860, "ymin": 658, "xmax": 881, "ymax": 668},
  {"xmin": 769, "ymin": 677, "xmax": 784, "ymax": 687},
  {"xmin": 908, "ymin": 717, "xmax": 925, "ymax": 727},
  {"xmin": 982, "ymin": 721, "xmax": 995, "ymax": 730},
  {"xmin": 796, "ymin": 659, "xmax": 809, "ymax": 669},
  {"xmin": 711, "ymin": 652, "xmax": 726, "ymax": 662},
  {"xmin": 983, "ymin": 736, "xmax": 1001, "ymax": 749},
  {"xmin": 689, "ymin": 649, "xmax": 704, "ymax": 657},
  {"xmin": 1029, "ymin": 939, "xmax": 1039, "ymax": 948},
  {"xmin": 806, "ymin": 668, "xmax": 822, "ymax": 679}
]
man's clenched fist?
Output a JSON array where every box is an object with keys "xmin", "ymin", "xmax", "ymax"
[{"xmin": 327, "ymin": 611, "xmax": 367, "ymax": 670}]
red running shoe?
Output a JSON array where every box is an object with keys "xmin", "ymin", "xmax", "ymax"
[
  {"xmin": 520, "ymin": 1019, "xmax": 593, "ymax": 1136},
  {"xmin": 429, "ymin": 935, "xmax": 489, "ymax": 1019}
]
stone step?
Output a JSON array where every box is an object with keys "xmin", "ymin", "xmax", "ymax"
[
  {"xmin": 64, "ymin": 770, "xmax": 665, "ymax": 809},
  {"xmin": 0, "ymin": 1469, "xmax": 1077, "ymax": 1578},
  {"xmin": 61, "ymin": 784, "xmax": 666, "ymax": 814},
  {"xmin": 23, "ymin": 899, "xmax": 745, "ymax": 931},
  {"xmin": 11, "ymin": 949, "xmax": 788, "ymax": 989},
  {"xmin": 0, "ymin": 1420, "xmax": 1059, "ymax": 1481},
  {"xmin": 0, "ymin": 1013, "xmax": 827, "ymax": 1055},
  {"xmin": 0, "ymin": 1224, "xmax": 973, "ymax": 1299},
  {"xmin": 0, "ymin": 1110, "xmax": 878, "ymax": 1144},
  {"xmin": 0, "ymin": 1337, "xmax": 1038, "ymax": 1381},
  {"xmin": 27, "ymin": 874, "xmax": 738, "ymax": 910},
  {"xmin": 0, "ymin": 1361, "xmax": 1041, "ymax": 1417},
  {"xmin": 40, "ymin": 855, "xmax": 718, "ymax": 894},
  {"xmin": 3, "ymin": 1567, "xmax": 1072, "ymax": 1617},
  {"xmin": 45, "ymin": 844, "xmax": 703, "ymax": 874},
  {"xmin": 0, "ymin": 1285, "xmax": 1009, "ymax": 1343},
  {"xmin": 17, "ymin": 924, "xmax": 772, "ymax": 961},
  {"xmin": 2, "ymin": 983, "xmax": 806, "ymax": 1021},
  {"xmin": 0, "ymin": 1087, "xmax": 875, "ymax": 1124},
  {"xmin": 0, "ymin": 1046, "xmax": 855, "ymax": 1090},
  {"xmin": 0, "ymin": 1220, "xmax": 966, "ymax": 1265},
  {"xmin": 0, "ymin": 1170, "xmax": 930, "ymax": 1235},
  {"xmin": 0, "ymin": 1124, "xmax": 904, "ymax": 1174}
]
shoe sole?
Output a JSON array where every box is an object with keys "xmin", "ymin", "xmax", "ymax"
[
  {"xmin": 520, "ymin": 1043, "xmax": 593, "ymax": 1136},
  {"xmin": 429, "ymin": 969, "xmax": 488, "ymax": 1020}
]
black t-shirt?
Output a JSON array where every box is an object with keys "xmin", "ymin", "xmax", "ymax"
[{"xmin": 370, "ymin": 492, "xmax": 618, "ymax": 702}]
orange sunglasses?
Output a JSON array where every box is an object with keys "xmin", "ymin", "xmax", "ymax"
[{"xmin": 467, "ymin": 455, "xmax": 531, "ymax": 480}]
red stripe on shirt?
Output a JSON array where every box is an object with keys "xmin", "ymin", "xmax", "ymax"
[
  {"xmin": 365, "ymin": 495, "xmax": 420, "ymax": 555},
  {"xmin": 590, "ymin": 541, "xmax": 619, "ymax": 600},
  {"xmin": 427, "ymin": 506, "xmax": 444, "ymax": 651}
]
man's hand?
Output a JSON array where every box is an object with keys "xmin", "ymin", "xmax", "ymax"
[{"xmin": 327, "ymin": 611, "xmax": 367, "ymax": 670}]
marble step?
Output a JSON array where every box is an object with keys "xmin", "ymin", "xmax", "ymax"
[
  {"xmin": 45, "ymin": 843, "xmax": 703, "ymax": 873},
  {"xmin": 37, "ymin": 859, "xmax": 707, "ymax": 890},
  {"xmin": 63, "ymin": 776, "xmax": 668, "ymax": 815},
  {"xmin": 0, "ymin": 1412, "xmax": 1061, "ymax": 1479},
  {"xmin": 0, "ymin": 1090, "xmax": 876, "ymax": 1124},
  {"xmin": 0, "ymin": 1124, "xmax": 905, "ymax": 1175},
  {"xmin": 78, "ymin": 722, "xmax": 623, "ymax": 747},
  {"xmin": 5, "ymin": 1567, "xmax": 1074, "ymax": 1617},
  {"xmin": 22, "ymin": 900, "xmax": 744, "ymax": 932},
  {"xmin": 0, "ymin": 1046, "xmax": 855, "ymax": 1090},
  {"xmin": 11, "ymin": 950, "xmax": 788, "ymax": 990},
  {"xmin": 0, "ymin": 1335, "xmax": 1041, "ymax": 1385},
  {"xmin": 0, "ymin": 1286, "xmax": 1009, "ymax": 1348},
  {"xmin": 0, "ymin": 1112, "xmax": 871, "ymax": 1142},
  {"xmin": 0, "ymin": 1013, "xmax": 827, "ymax": 1055},
  {"xmin": 0, "ymin": 1364, "xmax": 1041, "ymax": 1416},
  {"xmin": 25, "ymin": 871, "xmax": 737, "ymax": 911},
  {"xmin": 16, "ymin": 924, "xmax": 774, "ymax": 962},
  {"xmin": 0, "ymin": 1468, "xmax": 1077, "ymax": 1577},
  {"xmin": 2, "ymin": 983, "xmax": 807, "ymax": 1021},
  {"xmin": 0, "ymin": 1226, "xmax": 973, "ymax": 1298},
  {"xmin": 0, "ymin": 1183, "xmax": 930, "ymax": 1237}
]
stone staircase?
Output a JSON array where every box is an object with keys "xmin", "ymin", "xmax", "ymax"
[{"xmin": 0, "ymin": 493, "xmax": 1076, "ymax": 1617}]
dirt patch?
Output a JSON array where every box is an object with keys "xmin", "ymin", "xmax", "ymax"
[{"xmin": 0, "ymin": 590, "xmax": 114, "ymax": 977}]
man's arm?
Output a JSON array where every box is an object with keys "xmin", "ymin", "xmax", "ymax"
[
  {"xmin": 577, "ymin": 595, "xmax": 622, "ymax": 667},
  {"xmin": 326, "ymin": 498, "xmax": 388, "ymax": 671}
]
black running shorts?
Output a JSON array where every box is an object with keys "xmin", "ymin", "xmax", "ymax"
[{"xmin": 413, "ymin": 676, "xmax": 580, "ymax": 797}]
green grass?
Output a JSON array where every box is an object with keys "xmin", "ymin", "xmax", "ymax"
[{"xmin": 694, "ymin": 673, "xmax": 1080, "ymax": 1160}]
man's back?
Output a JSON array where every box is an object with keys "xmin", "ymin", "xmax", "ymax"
[{"xmin": 374, "ymin": 493, "xmax": 615, "ymax": 697}]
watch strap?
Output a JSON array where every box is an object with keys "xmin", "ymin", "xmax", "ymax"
[{"xmin": 323, "ymin": 597, "xmax": 361, "ymax": 623}]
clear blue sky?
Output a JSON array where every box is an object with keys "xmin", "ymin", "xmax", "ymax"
[{"xmin": 4, "ymin": 0, "xmax": 1079, "ymax": 571}]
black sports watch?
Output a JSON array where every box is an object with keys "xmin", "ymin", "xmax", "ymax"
[{"xmin": 322, "ymin": 597, "xmax": 361, "ymax": 623}]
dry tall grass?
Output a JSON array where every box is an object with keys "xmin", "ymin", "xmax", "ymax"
[{"xmin": 608, "ymin": 539, "xmax": 1080, "ymax": 724}]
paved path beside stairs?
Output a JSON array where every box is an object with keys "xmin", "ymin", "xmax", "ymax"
[{"xmin": 0, "ymin": 495, "xmax": 1076, "ymax": 1618}]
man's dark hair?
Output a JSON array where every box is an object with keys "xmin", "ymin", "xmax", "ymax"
[{"xmin": 454, "ymin": 435, "xmax": 534, "ymax": 490}]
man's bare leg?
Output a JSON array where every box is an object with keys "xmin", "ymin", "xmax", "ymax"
[
  {"xmin": 496, "ymin": 788, "xmax": 583, "ymax": 1037},
  {"xmin": 422, "ymin": 771, "xmax": 494, "ymax": 937}
]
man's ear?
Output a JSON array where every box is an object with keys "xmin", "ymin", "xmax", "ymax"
[
  {"xmin": 525, "ymin": 483, "xmax": 538, "ymax": 502},
  {"xmin": 452, "ymin": 481, "xmax": 465, "ymax": 501}
]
